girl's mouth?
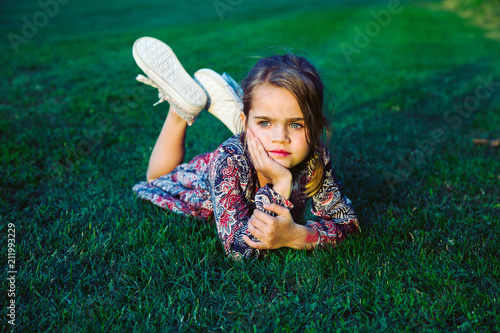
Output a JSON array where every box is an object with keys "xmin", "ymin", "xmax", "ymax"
[{"xmin": 269, "ymin": 150, "xmax": 291, "ymax": 158}]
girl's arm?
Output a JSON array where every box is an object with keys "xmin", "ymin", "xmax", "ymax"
[
  {"xmin": 208, "ymin": 143, "xmax": 295, "ymax": 259},
  {"xmin": 305, "ymin": 151, "xmax": 360, "ymax": 248},
  {"xmin": 243, "ymin": 129, "xmax": 316, "ymax": 250}
]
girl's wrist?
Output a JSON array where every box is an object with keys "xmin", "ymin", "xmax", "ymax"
[
  {"xmin": 272, "ymin": 174, "xmax": 292, "ymax": 199},
  {"xmin": 290, "ymin": 225, "xmax": 318, "ymax": 250}
]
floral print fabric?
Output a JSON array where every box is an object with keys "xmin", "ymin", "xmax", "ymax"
[{"xmin": 133, "ymin": 133, "xmax": 359, "ymax": 259}]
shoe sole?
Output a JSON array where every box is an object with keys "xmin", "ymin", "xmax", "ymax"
[
  {"xmin": 194, "ymin": 69, "xmax": 243, "ymax": 135},
  {"xmin": 132, "ymin": 37, "xmax": 207, "ymax": 118}
]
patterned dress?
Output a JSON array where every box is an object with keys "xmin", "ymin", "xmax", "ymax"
[{"xmin": 133, "ymin": 133, "xmax": 359, "ymax": 259}]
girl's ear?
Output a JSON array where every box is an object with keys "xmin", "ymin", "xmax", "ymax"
[{"xmin": 240, "ymin": 112, "xmax": 246, "ymax": 129}]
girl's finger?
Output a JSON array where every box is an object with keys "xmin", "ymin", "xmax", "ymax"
[
  {"xmin": 247, "ymin": 130, "xmax": 263, "ymax": 167},
  {"xmin": 254, "ymin": 136, "xmax": 267, "ymax": 158},
  {"xmin": 243, "ymin": 235, "xmax": 267, "ymax": 249},
  {"xmin": 249, "ymin": 131, "xmax": 266, "ymax": 163},
  {"xmin": 254, "ymin": 209, "xmax": 273, "ymax": 225},
  {"xmin": 248, "ymin": 141, "xmax": 261, "ymax": 169},
  {"xmin": 247, "ymin": 220, "xmax": 265, "ymax": 238},
  {"xmin": 254, "ymin": 135, "xmax": 277, "ymax": 167},
  {"xmin": 263, "ymin": 203, "xmax": 289, "ymax": 217},
  {"xmin": 250, "ymin": 214, "xmax": 268, "ymax": 232},
  {"xmin": 246, "ymin": 131, "xmax": 256, "ymax": 158}
]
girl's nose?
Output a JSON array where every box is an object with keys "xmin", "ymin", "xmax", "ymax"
[{"xmin": 272, "ymin": 126, "xmax": 290, "ymax": 144}]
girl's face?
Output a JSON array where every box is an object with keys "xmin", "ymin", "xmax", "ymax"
[{"xmin": 242, "ymin": 84, "xmax": 311, "ymax": 169}]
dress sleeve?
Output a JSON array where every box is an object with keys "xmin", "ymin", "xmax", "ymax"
[
  {"xmin": 208, "ymin": 148, "xmax": 293, "ymax": 260},
  {"xmin": 305, "ymin": 153, "xmax": 360, "ymax": 248}
]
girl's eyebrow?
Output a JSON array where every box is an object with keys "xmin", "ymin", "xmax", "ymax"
[{"xmin": 253, "ymin": 116, "xmax": 304, "ymax": 122}]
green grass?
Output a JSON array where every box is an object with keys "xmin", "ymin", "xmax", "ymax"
[{"xmin": 1, "ymin": 0, "xmax": 499, "ymax": 331}]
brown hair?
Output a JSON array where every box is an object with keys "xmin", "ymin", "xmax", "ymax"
[{"xmin": 240, "ymin": 53, "xmax": 331, "ymax": 196}]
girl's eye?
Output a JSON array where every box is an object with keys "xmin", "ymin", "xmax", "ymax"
[
  {"xmin": 258, "ymin": 121, "xmax": 271, "ymax": 127},
  {"xmin": 290, "ymin": 123, "xmax": 304, "ymax": 129}
]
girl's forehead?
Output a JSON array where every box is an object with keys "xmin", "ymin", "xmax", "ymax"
[{"xmin": 249, "ymin": 85, "xmax": 303, "ymax": 118}]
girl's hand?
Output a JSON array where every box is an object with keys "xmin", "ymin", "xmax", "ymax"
[
  {"xmin": 246, "ymin": 128, "xmax": 292, "ymax": 198},
  {"xmin": 243, "ymin": 203, "xmax": 299, "ymax": 250}
]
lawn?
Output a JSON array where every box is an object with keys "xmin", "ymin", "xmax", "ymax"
[{"xmin": 1, "ymin": 0, "xmax": 499, "ymax": 331}]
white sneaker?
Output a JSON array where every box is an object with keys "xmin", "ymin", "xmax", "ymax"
[
  {"xmin": 132, "ymin": 37, "xmax": 207, "ymax": 125},
  {"xmin": 194, "ymin": 69, "xmax": 243, "ymax": 135}
]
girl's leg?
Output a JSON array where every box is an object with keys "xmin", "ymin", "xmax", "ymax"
[
  {"xmin": 132, "ymin": 37, "xmax": 207, "ymax": 182},
  {"xmin": 147, "ymin": 106, "xmax": 187, "ymax": 183},
  {"xmin": 132, "ymin": 37, "xmax": 243, "ymax": 182}
]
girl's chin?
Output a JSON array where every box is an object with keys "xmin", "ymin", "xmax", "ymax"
[{"xmin": 276, "ymin": 161, "xmax": 293, "ymax": 169}]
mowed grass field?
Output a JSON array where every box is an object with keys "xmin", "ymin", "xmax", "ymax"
[{"xmin": 1, "ymin": 0, "xmax": 499, "ymax": 331}]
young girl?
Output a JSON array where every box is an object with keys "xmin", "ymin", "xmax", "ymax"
[{"xmin": 132, "ymin": 37, "xmax": 359, "ymax": 259}]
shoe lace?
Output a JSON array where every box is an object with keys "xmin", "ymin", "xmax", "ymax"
[
  {"xmin": 136, "ymin": 74, "xmax": 169, "ymax": 107},
  {"xmin": 135, "ymin": 74, "xmax": 195, "ymax": 125}
]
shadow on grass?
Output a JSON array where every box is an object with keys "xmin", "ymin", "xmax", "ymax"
[{"xmin": 328, "ymin": 57, "xmax": 498, "ymax": 229}]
